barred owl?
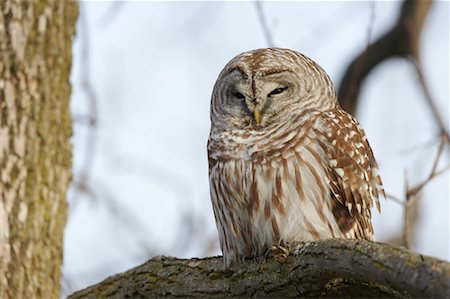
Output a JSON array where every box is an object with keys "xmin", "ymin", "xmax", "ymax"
[{"xmin": 208, "ymin": 48, "xmax": 384, "ymax": 267}]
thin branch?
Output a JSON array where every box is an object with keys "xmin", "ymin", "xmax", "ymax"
[
  {"xmin": 61, "ymin": 273, "xmax": 75, "ymax": 298},
  {"xmin": 403, "ymin": 169, "xmax": 412, "ymax": 249},
  {"xmin": 254, "ymin": 0, "xmax": 275, "ymax": 47},
  {"xmin": 292, "ymin": 2, "xmax": 353, "ymax": 50},
  {"xmin": 411, "ymin": 59, "xmax": 450, "ymax": 142},
  {"xmin": 407, "ymin": 164, "xmax": 450, "ymax": 198},
  {"xmin": 398, "ymin": 135, "xmax": 449, "ymax": 249},
  {"xmin": 430, "ymin": 135, "xmax": 447, "ymax": 172},
  {"xmin": 98, "ymin": 1, "xmax": 126, "ymax": 27},
  {"xmin": 70, "ymin": 178, "xmax": 162, "ymax": 258},
  {"xmin": 397, "ymin": 135, "xmax": 441, "ymax": 155},
  {"xmin": 404, "ymin": 192, "xmax": 423, "ymax": 250},
  {"xmin": 350, "ymin": 0, "xmax": 376, "ymax": 91},
  {"xmin": 403, "ymin": 198, "xmax": 411, "ymax": 249},
  {"xmin": 385, "ymin": 192, "xmax": 403, "ymax": 205},
  {"xmin": 111, "ymin": 156, "xmax": 199, "ymax": 256},
  {"xmin": 407, "ymin": 137, "xmax": 449, "ymax": 197},
  {"xmin": 365, "ymin": 1, "xmax": 376, "ymax": 51},
  {"xmin": 386, "ymin": 133, "xmax": 449, "ymax": 250},
  {"xmin": 72, "ymin": 2, "xmax": 99, "ymax": 204}
]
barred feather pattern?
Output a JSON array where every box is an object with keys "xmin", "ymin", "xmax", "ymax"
[{"xmin": 208, "ymin": 48, "xmax": 384, "ymax": 267}]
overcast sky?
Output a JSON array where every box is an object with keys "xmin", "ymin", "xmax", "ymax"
[{"xmin": 63, "ymin": 1, "xmax": 449, "ymax": 295}]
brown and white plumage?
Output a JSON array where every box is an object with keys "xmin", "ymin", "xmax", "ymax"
[{"xmin": 208, "ymin": 48, "xmax": 384, "ymax": 267}]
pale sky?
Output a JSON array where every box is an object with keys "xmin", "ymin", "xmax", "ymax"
[{"xmin": 63, "ymin": 1, "xmax": 449, "ymax": 295}]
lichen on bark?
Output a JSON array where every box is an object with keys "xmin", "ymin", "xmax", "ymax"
[
  {"xmin": 0, "ymin": 0, "xmax": 78, "ymax": 298},
  {"xmin": 69, "ymin": 239, "xmax": 450, "ymax": 298}
]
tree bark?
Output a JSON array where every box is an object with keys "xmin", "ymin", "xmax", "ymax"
[
  {"xmin": 69, "ymin": 239, "xmax": 450, "ymax": 298},
  {"xmin": 0, "ymin": 1, "xmax": 78, "ymax": 298}
]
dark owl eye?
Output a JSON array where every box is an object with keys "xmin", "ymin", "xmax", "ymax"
[
  {"xmin": 233, "ymin": 91, "xmax": 245, "ymax": 99},
  {"xmin": 268, "ymin": 87, "xmax": 288, "ymax": 97}
]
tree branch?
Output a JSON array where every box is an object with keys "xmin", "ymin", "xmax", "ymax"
[
  {"xmin": 254, "ymin": 0, "xmax": 275, "ymax": 47},
  {"xmin": 338, "ymin": 0, "xmax": 433, "ymax": 115},
  {"xmin": 410, "ymin": 58, "xmax": 450, "ymax": 142},
  {"xmin": 68, "ymin": 239, "xmax": 450, "ymax": 298}
]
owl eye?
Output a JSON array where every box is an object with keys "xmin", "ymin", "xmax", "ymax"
[
  {"xmin": 268, "ymin": 87, "xmax": 288, "ymax": 97},
  {"xmin": 233, "ymin": 91, "xmax": 245, "ymax": 100}
]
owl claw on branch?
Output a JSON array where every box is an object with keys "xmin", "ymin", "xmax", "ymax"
[{"xmin": 269, "ymin": 245, "xmax": 290, "ymax": 264}]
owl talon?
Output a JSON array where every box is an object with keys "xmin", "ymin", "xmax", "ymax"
[{"xmin": 270, "ymin": 245, "xmax": 289, "ymax": 264}]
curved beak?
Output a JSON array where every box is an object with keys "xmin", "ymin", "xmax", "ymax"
[{"xmin": 254, "ymin": 108, "xmax": 261, "ymax": 125}]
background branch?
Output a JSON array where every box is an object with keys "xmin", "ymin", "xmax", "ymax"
[
  {"xmin": 411, "ymin": 60, "xmax": 450, "ymax": 142},
  {"xmin": 337, "ymin": 0, "xmax": 448, "ymax": 251},
  {"xmin": 254, "ymin": 0, "xmax": 275, "ymax": 47},
  {"xmin": 337, "ymin": 0, "xmax": 435, "ymax": 117},
  {"xmin": 72, "ymin": 2, "xmax": 99, "ymax": 204}
]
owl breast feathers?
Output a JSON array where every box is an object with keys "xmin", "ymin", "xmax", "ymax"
[{"xmin": 208, "ymin": 48, "xmax": 384, "ymax": 267}]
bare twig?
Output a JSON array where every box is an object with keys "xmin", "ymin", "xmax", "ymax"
[
  {"xmin": 254, "ymin": 0, "xmax": 275, "ymax": 47},
  {"xmin": 386, "ymin": 134, "xmax": 449, "ymax": 249},
  {"xmin": 404, "ymin": 191, "xmax": 423, "ymax": 250},
  {"xmin": 407, "ymin": 164, "xmax": 450, "ymax": 198},
  {"xmin": 98, "ymin": 1, "xmax": 126, "ymax": 27},
  {"xmin": 411, "ymin": 59, "xmax": 450, "ymax": 142},
  {"xmin": 72, "ymin": 2, "xmax": 99, "ymax": 204},
  {"xmin": 70, "ymin": 178, "xmax": 161, "ymax": 258},
  {"xmin": 112, "ymin": 156, "xmax": 199, "ymax": 255},
  {"xmin": 350, "ymin": 0, "xmax": 377, "ymax": 90},
  {"xmin": 292, "ymin": 2, "xmax": 352, "ymax": 50},
  {"xmin": 430, "ymin": 136, "xmax": 447, "ymax": 172},
  {"xmin": 113, "ymin": 156, "xmax": 192, "ymax": 200},
  {"xmin": 403, "ymin": 169, "xmax": 412, "ymax": 248},
  {"xmin": 365, "ymin": 1, "xmax": 376, "ymax": 51},
  {"xmin": 407, "ymin": 136, "xmax": 449, "ymax": 197},
  {"xmin": 397, "ymin": 135, "xmax": 441, "ymax": 155},
  {"xmin": 61, "ymin": 274, "xmax": 75, "ymax": 298},
  {"xmin": 385, "ymin": 192, "xmax": 403, "ymax": 205},
  {"xmin": 398, "ymin": 135, "xmax": 449, "ymax": 249}
]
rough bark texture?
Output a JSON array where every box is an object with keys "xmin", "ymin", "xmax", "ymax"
[
  {"xmin": 0, "ymin": 1, "xmax": 78, "ymax": 298},
  {"xmin": 69, "ymin": 239, "xmax": 450, "ymax": 298}
]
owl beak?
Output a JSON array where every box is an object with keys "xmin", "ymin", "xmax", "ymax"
[
  {"xmin": 248, "ymin": 97, "xmax": 262, "ymax": 125},
  {"xmin": 254, "ymin": 109, "xmax": 261, "ymax": 125}
]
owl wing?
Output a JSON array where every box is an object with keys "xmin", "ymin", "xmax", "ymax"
[{"xmin": 316, "ymin": 108, "xmax": 385, "ymax": 240}]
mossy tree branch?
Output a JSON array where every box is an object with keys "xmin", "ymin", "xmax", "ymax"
[{"xmin": 69, "ymin": 239, "xmax": 450, "ymax": 298}]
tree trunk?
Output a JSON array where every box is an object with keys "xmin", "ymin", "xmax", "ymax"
[
  {"xmin": 69, "ymin": 239, "xmax": 450, "ymax": 298},
  {"xmin": 0, "ymin": 1, "xmax": 78, "ymax": 298}
]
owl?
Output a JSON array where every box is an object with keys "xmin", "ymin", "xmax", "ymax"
[{"xmin": 207, "ymin": 48, "xmax": 384, "ymax": 267}]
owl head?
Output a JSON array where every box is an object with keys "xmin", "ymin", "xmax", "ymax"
[{"xmin": 210, "ymin": 48, "xmax": 338, "ymax": 131}]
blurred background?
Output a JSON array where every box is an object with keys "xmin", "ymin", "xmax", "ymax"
[{"xmin": 63, "ymin": 1, "xmax": 449, "ymax": 296}]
